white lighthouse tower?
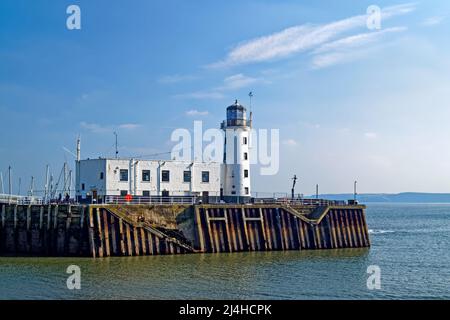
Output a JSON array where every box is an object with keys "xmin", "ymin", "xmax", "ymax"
[{"xmin": 221, "ymin": 100, "xmax": 252, "ymax": 203}]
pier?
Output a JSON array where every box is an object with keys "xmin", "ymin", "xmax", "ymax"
[{"xmin": 0, "ymin": 201, "xmax": 369, "ymax": 257}]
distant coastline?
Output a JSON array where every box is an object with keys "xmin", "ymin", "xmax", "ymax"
[{"xmin": 306, "ymin": 192, "xmax": 450, "ymax": 203}]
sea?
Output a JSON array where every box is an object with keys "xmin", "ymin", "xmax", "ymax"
[{"xmin": 1, "ymin": 203, "xmax": 450, "ymax": 299}]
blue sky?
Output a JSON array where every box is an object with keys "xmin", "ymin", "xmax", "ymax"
[{"xmin": 1, "ymin": 0, "xmax": 450, "ymax": 195}]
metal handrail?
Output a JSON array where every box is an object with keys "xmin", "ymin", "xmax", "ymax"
[
  {"xmin": 0, "ymin": 194, "xmax": 44, "ymax": 205},
  {"xmin": 104, "ymin": 195, "xmax": 196, "ymax": 205}
]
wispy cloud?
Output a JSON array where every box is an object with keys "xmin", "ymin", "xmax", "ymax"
[
  {"xmin": 80, "ymin": 122, "xmax": 141, "ymax": 133},
  {"xmin": 118, "ymin": 123, "xmax": 141, "ymax": 130},
  {"xmin": 80, "ymin": 122, "xmax": 110, "ymax": 133},
  {"xmin": 364, "ymin": 132, "xmax": 378, "ymax": 139},
  {"xmin": 158, "ymin": 74, "xmax": 197, "ymax": 84},
  {"xmin": 175, "ymin": 73, "xmax": 262, "ymax": 100},
  {"xmin": 209, "ymin": 3, "xmax": 416, "ymax": 68},
  {"xmin": 312, "ymin": 51, "xmax": 367, "ymax": 69},
  {"xmin": 421, "ymin": 15, "xmax": 446, "ymax": 26},
  {"xmin": 313, "ymin": 27, "xmax": 407, "ymax": 54},
  {"xmin": 186, "ymin": 109, "xmax": 209, "ymax": 116},
  {"xmin": 299, "ymin": 121, "xmax": 321, "ymax": 129},
  {"xmin": 219, "ymin": 74, "xmax": 261, "ymax": 90},
  {"xmin": 312, "ymin": 27, "xmax": 407, "ymax": 68},
  {"xmin": 174, "ymin": 91, "xmax": 225, "ymax": 100},
  {"xmin": 282, "ymin": 139, "xmax": 298, "ymax": 146}
]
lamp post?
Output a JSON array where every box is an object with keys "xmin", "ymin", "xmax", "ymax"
[
  {"xmin": 114, "ymin": 132, "xmax": 118, "ymax": 159},
  {"xmin": 354, "ymin": 180, "xmax": 358, "ymax": 202},
  {"xmin": 291, "ymin": 175, "xmax": 297, "ymax": 200}
]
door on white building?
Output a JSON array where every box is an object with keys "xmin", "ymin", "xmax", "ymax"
[{"xmin": 202, "ymin": 191, "xmax": 209, "ymax": 204}]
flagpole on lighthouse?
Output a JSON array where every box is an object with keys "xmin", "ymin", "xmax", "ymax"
[{"xmin": 248, "ymin": 91, "xmax": 253, "ymax": 128}]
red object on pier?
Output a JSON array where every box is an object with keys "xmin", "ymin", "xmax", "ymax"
[{"xmin": 125, "ymin": 194, "xmax": 133, "ymax": 202}]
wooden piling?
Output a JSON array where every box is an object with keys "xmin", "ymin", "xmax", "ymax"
[
  {"xmin": 53, "ymin": 205, "xmax": 58, "ymax": 230},
  {"xmin": 1, "ymin": 205, "xmax": 5, "ymax": 229},
  {"xmin": 47, "ymin": 205, "xmax": 51, "ymax": 231},
  {"xmin": 194, "ymin": 206, "xmax": 205, "ymax": 252},
  {"xmin": 285, "ymin": 213, "xmax": 295, "ymax": 249},
  {"xmin": 221, "ymin": 209, "xmax": 231, "ymax": 252},
  {"xmin": 205, "ymin": 209, "xmax": 215, "ymax": 252},
  {"xmin": 329, "ymin": 211, "xmax": 338, "ymax": 248},
  {"xmin": 343, "ymin": 210, "xmax": 353, "ymax": 248},
  {"xmin": 241, "ymin": 208, "xmax": 250, "ymax": 251},
  {"xmin": 13, "ymin": 205, "xmax": 17, "ymax": 229},
  {"xmin": 95, "ymin": 208, "xmax": 104, "ymax": 258},
  {"xmin": 258, "ymin": 208, "xmax": 268, "ymax": 250},
  {"xmin": 140, "ymin": 228, "xmax": 147, "ymax": 255},
  {"xmin": 26, "ymin": 206, "xmax": 31, "ymax": 231},
  {"xmin": 88, "ymin": 207, "xmax": 96, "ymax": 258},
  {"xmin": 267, "ymin": 209, "xmax": 278, "ymax": 250},
  {"xmin": 110, "ymin": 215, "xmax": 118, "ymax": 255},
  {"xmin": 319, "ymin": 222, "xmax": 327, "ymax": 249},
  {"xmin": 234, "ymin": 209, "xmax": 244, "ymax": 251},
  {"xmin": 102, "ymin": 209, "xmax": 111, "ymax": 257},
  {"xmin": 125, "ymin": 224, "xmax": 133, "ymax": 256},
  {"xmin": 154, "ymin": 236, "xmax": 160, "ymax": 254},
  {"xmin": 247, "ymin": 217, "xmax": 255, "ymax": 251},
  {"xmin": 147, "ymin": 231, "xmax": 154, "ymax": 255},
  {"xmin": 227, "ymin": 208, "xmax": 238, "ymax": 252},
  {"xmin": 39, "ymin": 206, "xmax": 44, "ymax": 230}
]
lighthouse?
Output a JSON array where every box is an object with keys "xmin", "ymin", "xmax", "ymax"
[{"xmin": 221, "ymin": 100, "xmax": 252, "ymax": 203}]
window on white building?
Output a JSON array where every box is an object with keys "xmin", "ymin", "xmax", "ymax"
[
  {"xmin": 120, "ymin": 169, "xmax": 128, "ymax": 182},
  {"xmin": 243, "ymin": 137, "xmax": 248, "ymax": 145},
  {"xmin": 120, "ymin": 190, "xmax": 128, "ymax": 196},
  {"xmin": 81, "ymin": 183, "xmax": 85, "ymax": 191},
  {"xmin": 142, "ymin": 190, "xmax": 150, "ymax": 197},
  {"xmin": 243, "ymin": 152, "xmax": 248, "ymax": 160},
  {"xmin": 183, "ymin": 171, "xmax": 191, "ymax": 183},
  {"xmin": 142, "ymin": 170, "xmax": 150, "ymax": 182},
  {"xmin": 162, "ymin": 170, "xmax": 170, "ymax": 182},
  {"xmin": 100, "ymin": 172, "xmax": 104, "ymax": 180},
  {"xmin": 202, "ymin": 171, "xmax": 210, "ymax": 183},
  {"xmin": 244, "ymin": 170, "xmax": 249, "ymax": 178},
  {"xmin": 245, "ymin": 187, "xmax": 249, "ymax": 195}
]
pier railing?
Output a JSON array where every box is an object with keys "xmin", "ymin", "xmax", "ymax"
[
  {"xmin": 104, "ymin": 195, "xmax": 197, "ymax": 205},
  {"xmin": 0, "ymin": 194, "xmax": 44, "ymax": 205},
  {"xmin": 102, "ymin": 195, "xmax": 349, "ymax": 206},
  {"xmin": 254, "ymin": 198, "xmax": 347, "ymax": 206},
  {"xmin": 1, "ymin": 193, "xmax": 352, "ymax": 207}
]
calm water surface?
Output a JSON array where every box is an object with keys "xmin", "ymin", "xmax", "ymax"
[{"xmin": 1, "ymin": 203, "xmax": 450, "ymax": 299}]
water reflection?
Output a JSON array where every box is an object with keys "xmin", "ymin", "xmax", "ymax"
[{"xmin": 0, "ymin": 248, "xmax": 370, "ymax": 299}]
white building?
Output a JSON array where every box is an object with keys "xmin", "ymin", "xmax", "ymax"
[
  {"xmin": 75, "ymin": 101, "xmax": 252, "ymax": 203},
  {"xmin": 75, "ymin": 159, "xmax": 221, "ymax": 201}
]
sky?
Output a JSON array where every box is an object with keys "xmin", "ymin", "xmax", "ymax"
[{"xmin": 1, "ymin": 0, "xmax": 450, "ymax": 196}]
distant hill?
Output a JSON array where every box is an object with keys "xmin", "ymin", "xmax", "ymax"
[{"xmin": 306, "ymin": 193, "xmax": 450, "ymax": 203}]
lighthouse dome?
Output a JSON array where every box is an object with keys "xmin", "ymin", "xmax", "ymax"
[
  {"xmin": 226, "ymin": 100, "xmax": 248, "ymax": 127},
  {"xmin": 227, "ymin": 99, "xmax": 246, "ymax": 112}
]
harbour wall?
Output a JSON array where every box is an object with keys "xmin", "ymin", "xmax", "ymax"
[{"xmin": 0, "ymin": 203, "xmax": 369, "ymax": 257}]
